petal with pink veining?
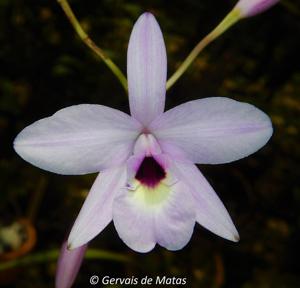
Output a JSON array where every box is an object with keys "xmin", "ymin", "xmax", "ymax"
[
  {"xmin": 14, "ymin": 104, "xmax": 141, "ymax": 175},
  {"xmin": 150, "ymin": 97, "xmax": 272, "ymax": 164}
]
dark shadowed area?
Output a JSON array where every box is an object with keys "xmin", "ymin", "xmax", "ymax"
[{"xmin": 0, "ymin": 0, "xmax": 300, "ymax": 287}]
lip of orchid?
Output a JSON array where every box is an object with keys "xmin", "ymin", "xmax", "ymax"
[
  {"xmin": 125, "ymin": 133, "xmax": 176, "ymax": 192},
  {"xmin": 13, "ymin": 12, "xmax": 273, "ymax": 255},
  {"xmin": 135, "ymin": 156, "xmax": 166, "ymax": 188},
  {"xmin": 132, "ymin": 134, "xmax": 165, "ymax": 182}
]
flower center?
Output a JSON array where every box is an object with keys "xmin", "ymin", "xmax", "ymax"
[{"xmin": 135, "ymin": 156, "xmax": 166, "ymax": 188}]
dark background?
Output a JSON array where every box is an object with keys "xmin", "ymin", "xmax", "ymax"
[{"xmin": 0, "ymin": 0, "xmax": 300, "ymax": 287}]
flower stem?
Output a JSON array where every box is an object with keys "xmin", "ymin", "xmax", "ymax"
[
  {"xmin": 166, "ymin": 8, "xmax": 241, "ymax": 90},
  {"xmin": 27, "ymin": 176, "xmax": 47, "ymax": 222},
  {"xmin": 57, "ymin": 0, "xmax": 128, "ymax": 92},
  {"xmin": 0, "ymin": 249, "xmax": 129, "ymax": 271}
]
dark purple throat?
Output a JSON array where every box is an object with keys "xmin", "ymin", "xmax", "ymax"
[{"xmin": 135, "ymin": 157, "xmax": 166, "ymax": 188}]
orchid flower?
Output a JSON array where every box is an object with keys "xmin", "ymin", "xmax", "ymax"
[
  {"xmin": 234, "ymin": 0, "xmax": 280, "ymax": 18},
  {"xmin": 55, "ymin": 241, "xmax": 87, "ymax": 288},
  {"xmin": 14, "ymin": 13, "xmax": 272, "ymax": 253}
]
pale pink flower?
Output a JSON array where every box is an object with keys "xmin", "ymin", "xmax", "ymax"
[
  {"xmin": 235, "ymin": 0, "xmax": 280, "ymax": 17},
  {"xmin": 14, "ymin": 13, "xmax": 273, "ymax": 253},
  {"xmin": 55, "ymin": 241, "xmax": 87, "ymax": 288}
]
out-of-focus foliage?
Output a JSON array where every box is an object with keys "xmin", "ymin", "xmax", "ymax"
[{"xmin": 0, "ymin": 0, "xmax": 299, "ymax": 287}]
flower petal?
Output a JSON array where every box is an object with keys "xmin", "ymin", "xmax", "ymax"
[
  {"xmin": 113, "ymin": 176, "xmax": 195, "ymax": 252},
  {"xmin": 153, "ymin": 180, "xmax": 196, "ymax": 250},
  {"xmin": 127, "ymin": 12, "xmax": 167, "ymax": 125},
  {"xmin": 14, "ymin": 104, "xmax": 141, "ymax": 175},
  {"xmin": 68, "ymin": 166, "xmax": 126, "ymax": 249},
  {"xmin": 113, "ymin": 191, "xmax": 156, "ymax": 253},
  {"xmin": 173, "ymin": 160, "xmax": 239, "ymax": 242},
  {"xmin": 150, "ymin": 97, "xmax": 273, "ymax": 164},
  {"xmin": 55, "ymin": 241, "xmax": 87, "ymax": 288}
]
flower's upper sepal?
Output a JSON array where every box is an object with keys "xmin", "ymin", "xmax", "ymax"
[
  {"xmin": 234, "ymin": 0, "xmax": 279, "ymax": 18},
  {"xmin": 127, "ymin": 13, "xmax": 167, "ymax": 126}
]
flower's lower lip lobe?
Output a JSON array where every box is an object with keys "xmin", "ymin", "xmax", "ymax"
[{"xmin": 135, "ymin": 156, "xmax": 166, "ymax": 188}]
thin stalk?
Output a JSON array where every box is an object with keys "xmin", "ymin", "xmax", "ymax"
[
  {"xmin": 166, "ymin": 8, "xmax": 241, "ymax": 90},
  {"xmin": 27, "ymin": 176, "xmax": 47, "ymax": 222},
  {"xmin": 0, "ymin": 249, "xmax": 129, "ymax": 271},
  {"xmin": 57, "ymin": 0, "xmax": 128, "ymax": 92}
]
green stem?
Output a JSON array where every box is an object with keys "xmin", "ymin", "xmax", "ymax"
[
  {"xmin": 0, "ymin": 249, "xmax": 129, "ymax": 271},
  {"xmin": 57, "ymin": 0, "xmax": 128, "ymax": 92},
  {"xmin": 166, "ymin": 8, "xmax": 242, "ymax": 90},
  {"xmin": 27, "ymin": 176, "xmax": 47, "ymax": 222}
]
